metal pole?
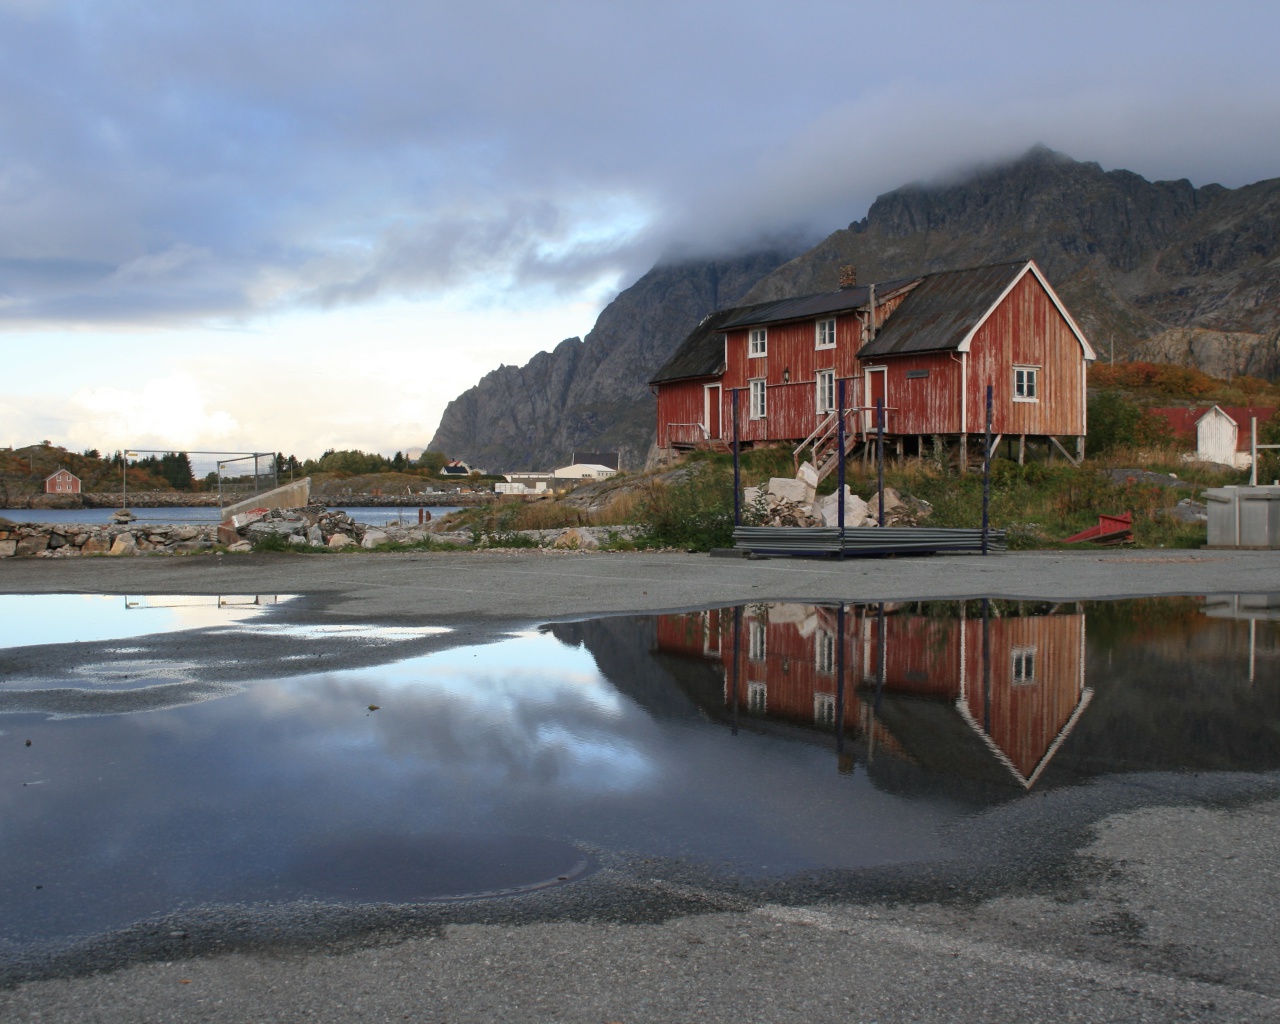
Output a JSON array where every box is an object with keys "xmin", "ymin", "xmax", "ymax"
[
  {"xmin": 876, "ymin": 398, "xmax": 885, "ymax": 527},
  {"xmin": 731, "ymin": 604, "xmax": 742, "ymax": 736},
  {"xmin": 835, "ymin": 603, "xmax": 846, "ymax": 756},
  {"xmin": 732, "ymin": 389, "xmax": 742, "ymax": 527},
  {"xmin": 982, "ymin": 384, "xmax": 993, "ymax": 555},
  {"xmin": 837, "ymin": 379, "xmax": 847, "ymax": 536},
  {"xmin": 1251, "ymin": 417, "xmax": 1258, "ymax": 487},
  {"xmin": 982, "ymin": 597, "xmax": 991, "ymax": 734},
  {"xmin": 875, "ymin": 601, "xmax": 886, "ymax": 713},
  {"xmin": 121, "ymin": 455, "xmax": 126, "ymax": 510}
]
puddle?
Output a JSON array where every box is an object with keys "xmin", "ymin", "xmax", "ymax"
[
  {"xmin": 0, "ymin": 594, "xmax": 289, "ymax": 649},
  {"xmin": 0, "ymin": 594, "xmax": 1277, "ymax": 947}
]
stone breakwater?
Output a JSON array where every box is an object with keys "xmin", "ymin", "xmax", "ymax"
[
  {"xmin": 0, "ymin": 508, "xmax": 641, "ymax": 557},
  {"xmin": 0, "ymin": 521, "xmax": 218, "ymax": 558}
]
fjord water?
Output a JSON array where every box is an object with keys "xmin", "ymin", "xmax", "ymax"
[
  {"xmin": 0, "ymin": 594, "xmax": 1276, "ymax": 948},
  {"xmin": 0, "ymin": 506, "xmax": 462, "ymax": 527}
]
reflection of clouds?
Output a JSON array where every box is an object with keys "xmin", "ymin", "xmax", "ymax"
[
  {"xmin": 217, "ymin": 623, "xmax": 450, "ymax": 642},
  {"xmin": 253, "ymin": 657, "xmax": 655, "ymax": 794},
  {"xmin": 0, "ymin": 595, "xmax": 283, "ymax": 650}
]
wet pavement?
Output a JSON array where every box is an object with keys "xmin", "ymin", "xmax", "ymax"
[{"xmin": 1, "ymin": 554, "xmax": 1279, "ymax": 1022}]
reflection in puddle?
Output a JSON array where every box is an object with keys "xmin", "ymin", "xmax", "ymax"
[
  {"xmin": 0, "ymin": 594, "xmax": 1276, "ymax": 949},
  {"xmin": 659, "ymin": 600, "xmax": 1091, "ymax": 790},
  {"xmin": 0, "ymin": 594, "xmax": 289, "ymax": 649}
]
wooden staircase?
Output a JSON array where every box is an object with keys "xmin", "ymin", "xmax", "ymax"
[{"xmin": 794, "ymin": 411, "xmax": 862, "ymax": 483}]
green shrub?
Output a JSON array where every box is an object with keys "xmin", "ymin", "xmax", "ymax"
[
  {"xmin": 1087, "ymin": 391, "xmax": 1165, "ymax": 454},
  {"xmin": 637, "ymin": 464, "xmax": 735, "ymax": 550}
]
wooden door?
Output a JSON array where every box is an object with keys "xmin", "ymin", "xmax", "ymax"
[
  {"xmin": 705, "ymin": 384, "xmax": 722, "ymax": 439},
  {"xmin": 864, "ymin": 367, "xmax": 887, "ymax": 432}
]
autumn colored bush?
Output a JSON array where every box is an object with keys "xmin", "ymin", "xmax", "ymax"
[{"xmin": 1087, "ymin": 361, "xmax": 1217, "ymax": 397}]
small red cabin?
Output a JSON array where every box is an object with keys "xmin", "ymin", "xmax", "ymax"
[
  {"xmin": 652, "ymin": 260, "xmax": 1096, "ymax": 467},
  {"xmin": 44, "ymin": 468, "xmax": 81, "ymax": 494}
]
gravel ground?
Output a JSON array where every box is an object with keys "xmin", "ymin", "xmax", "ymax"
[
  {"xmin": 2, "ymin": 547, "xmax": 1278, "ymax": 622},
  {"xmin": 2, "ymin": 548, "xmax": 1278, "ymax": 1022}
]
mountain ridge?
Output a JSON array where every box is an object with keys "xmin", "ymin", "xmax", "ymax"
[{"xmin": 431, "ymin": 147, "xmax": 1280, "ymax": 471}]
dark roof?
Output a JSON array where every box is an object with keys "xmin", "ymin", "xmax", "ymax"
[
  {"xmin": 857, "ymin": 261, "xmax": 1028, "ymax": 358},
  {"xmin": 571, "ymin": 451, "xmax": 620, "ymax": 470},
  {"xmin": 717, "ymin": 278, "xmax": 919, "ymax": 331},
  {"xmin": 648, "ymin": 305, "xmax": 757, "ymax": 385}
]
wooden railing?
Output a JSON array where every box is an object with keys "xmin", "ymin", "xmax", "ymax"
[{"xmin": 666, "ymin": 423, "xmax": 709, "ymax": 447}]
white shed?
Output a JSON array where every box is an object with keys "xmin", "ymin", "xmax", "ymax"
[{"xmin": 1196, "ymin": 406, "xmax": 1244, "ymax": 468}]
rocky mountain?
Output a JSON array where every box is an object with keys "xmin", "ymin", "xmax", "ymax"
[
  {"xmin": 432, "ymin": 147, "xmax": 1280, "ymax": 471},
  {"xmin": 747, "ymin": 146, "xmax": 1280, "ymax": 377},
  {"xmin": 429, "ymin": 249, "xmax": 799, "ymax": 471}
]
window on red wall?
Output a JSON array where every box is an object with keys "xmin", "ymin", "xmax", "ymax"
[
  {"xmin": 816, "ymin": 369, "xmax": 835, "ymax": 413},
  {"xmin": 749, "ymin": 378, "xmax": 767, "ymax": 419},
  {"xmin": 749, "ymin": 328, "xmax": 767, "ymax": 357},
  {"xmin": 815, "ymin": 319, "xmax": 836, "ymax": 349}
]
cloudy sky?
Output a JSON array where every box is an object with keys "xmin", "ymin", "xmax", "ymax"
[{"xmin": 2, "ymin": 0, "xmax": 1278, "ymax": 458}]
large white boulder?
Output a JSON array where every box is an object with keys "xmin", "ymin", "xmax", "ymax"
[
  {"xmin": 361, "ymin": 529, "xmax": 390, "ymax": 549},
  {"xmin": 767, "ymin": 477, "xmax": 810, "ymax": 505},
  {"xmin": 818, "ymin": 487, "xmax": 871, "ymax": 528}
]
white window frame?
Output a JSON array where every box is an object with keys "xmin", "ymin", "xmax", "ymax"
[
  {"xmin": 1012, "ymin": 645, "xmax": 1037, "ymax": 684},
  {"xmin": 747, "ymin": 681, "xmax": 768, "ymax": 714},
  {"xmin": 815, "ymin": 630, "xmax": 836, "ymax": 674},
  {"xmin": 749, "ymin": 378, "xmax": 767, "ymax": 420},
  {"xmin": 815, "ymin": 318, "xmax": 837, "ymax": 349},
  {"xmin": 813, "ymin": 692, "xmax": 836, "ymax": 726},
  {"xmin": 748, "ymin": 619, "xmax": 767, "ymax": 661},
  {"xmin": 1013, "ymin": 365, "xmax": 1039, "ymax": 403},
  {"xmin": 748, "ymin": 328, "xmax": 767, "ymax": 357},
  {"xmin": 815, "ymin": 369, "xmax": 835, "ymax": 414}
]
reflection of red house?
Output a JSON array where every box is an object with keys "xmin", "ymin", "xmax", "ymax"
[
  {"xmin": 654, "ymin": 601, "xmax": 1090, "ymax": 789},
  {"xmin": 44, "ymin": 468, "xmax": 81, "ymax": 494},
  {"xmin": 651, "ymin": 260, "xmax": 1096, "ymax": 466}
]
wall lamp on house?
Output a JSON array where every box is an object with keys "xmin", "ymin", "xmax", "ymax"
[{"xmin": 782, "ymin": 369, "xmax": 790, "ymax": 383}]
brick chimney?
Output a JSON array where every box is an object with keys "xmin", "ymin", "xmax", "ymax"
[{"xmin": 838, "ymin": 264, "xmax": 857, "ymax": 289}]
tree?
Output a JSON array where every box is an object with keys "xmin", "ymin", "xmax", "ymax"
[
  {"xmin": 417, "ymin": 450, "xmax": 448, "ymax": 475},
  {"xmin": 1087, "ymin": 392, "xmax": 1164, "ymax": 455},
  {"xmin": 158, "ymin": 452, "xmax": 196, "ymax": 490}
]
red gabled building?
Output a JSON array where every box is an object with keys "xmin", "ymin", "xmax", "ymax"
[
  {"xmin": 44, "ymin": 468, "xmax": 81, "ymax": 494},
  {"xmin": 651, "ymin": 260, "xmax": 1096, "ymax": 468}
]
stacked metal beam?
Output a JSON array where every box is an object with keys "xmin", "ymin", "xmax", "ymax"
[{"xmin": 732, "ymin": 526, "xmax": 1006, "ymax": 556}]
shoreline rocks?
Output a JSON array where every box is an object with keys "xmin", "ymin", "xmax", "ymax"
[{"xmin": 0, "ymin": 507, "xmax": 644, "ymax": 558}]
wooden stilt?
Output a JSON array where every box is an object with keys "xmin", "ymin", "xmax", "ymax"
[
  {"xmin": 959, "ymin": 433, "xmax": 968, "ymax": 473},
  {"xmin": 1077, "ymin": 436, "xmax": 1085, "ymax": 463},
  {"xmin": 1018, "ymin": 434, "xmax": 1025, "ymax": 465}
]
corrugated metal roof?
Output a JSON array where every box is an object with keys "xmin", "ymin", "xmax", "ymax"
[
  {"xmin": 717, "ymin": 278, "xmax": 919, "ymax": 330},
  {"xmin": 857, "ymin": 261, "xmax": 1028, "ymax": 358},
  {"xmin": 648, "ymin": 305, "xmax": 756, "ymax": 385}
]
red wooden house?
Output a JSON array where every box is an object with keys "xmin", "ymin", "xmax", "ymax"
[
  {"xmin": 651, "ymin": 260, "xmax": 1096, "ymax": 468},
  {"xmin": 44, "ymin": 468, "xmax": 81, "ymax": 494}
]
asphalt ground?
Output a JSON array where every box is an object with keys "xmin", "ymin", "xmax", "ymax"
[{"xmin": 2, "ymin": 548, "xmax": 1279, "ymax": 1022}]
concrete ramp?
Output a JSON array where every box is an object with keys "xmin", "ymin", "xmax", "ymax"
[{"xmin": 222, "ymin": 478, "xmax": 312, "ymax": 521}]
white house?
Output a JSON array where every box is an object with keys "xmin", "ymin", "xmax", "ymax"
[{"xmin": 552, "ymin": 463, "xmax": 618, "ymax": 481}]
